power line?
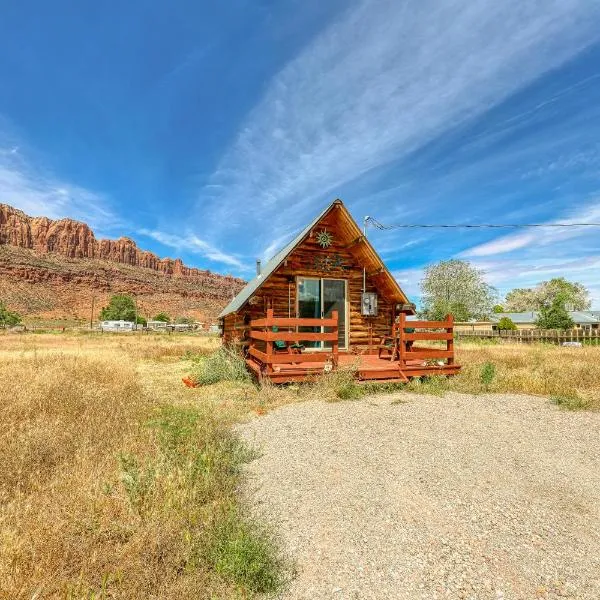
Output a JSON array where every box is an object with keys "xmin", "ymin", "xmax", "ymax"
[{"xmin": 365, "ymin": 216, "xmax": 600, "ymax": 230}]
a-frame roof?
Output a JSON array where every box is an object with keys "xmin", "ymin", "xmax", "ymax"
[{"xmin": 218, "ymin": 199, "xmax": 412, "ymax": 318}]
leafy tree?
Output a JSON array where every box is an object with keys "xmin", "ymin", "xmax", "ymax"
[
  {"xmin": 537, "ymin": 278, "xmax": 590, "ymax": 310},
  {"xmin": 504, "ymin": 288, "xmax": 534, "ymax": 312},
  {"xmin": 506, "ymin": 278, "xmax": 590, "ymax": 311},
  {"xmin": 136, "ymin": 315, "xmax": 147, "ymax": 326},
  {"xmin": 496, "ymin": 316, "xmax": 517, "ymax": 331},
  {"xmin": 153, "ymin": 312, "xmax": 171, "ymax": 323},
  {"xmin": 174, "ymin": 316, "xmax": 195, "ymax": 325},
  {"xmin": 0, "ymin": 300, "xmax": 22, "ymax": 327},
  {"xmin": 420, "ymin": 260, "xmax": 496, "ymax": 321},
  {"xmin": 492, "ymin": 304, "xmax": 505, "ymax": 313},
  {"xmin": 99, "ymin": 294, "xmax": 136, "ymax": 322},
  {"xmin": 535, "ymin": 294, "xmax": 575, "ymax": 330}
]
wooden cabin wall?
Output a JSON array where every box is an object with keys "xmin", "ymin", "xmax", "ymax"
[{"xmin": 222, "ymin": 210, "xmax": 401, "ymax": 353}]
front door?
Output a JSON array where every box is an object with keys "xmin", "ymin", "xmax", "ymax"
[{"xmin": 297, "ymin": 277, "xmax": 347, "ymax": 349}]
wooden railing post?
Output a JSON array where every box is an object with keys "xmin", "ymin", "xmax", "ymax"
[
  {"xmin": 331, "ymin": 310, "xmax": 339, "ymax": 367},
  {"xmin": 398, "ymin": 312, "xmax": 406, "ymax": 369},
  {"xmin": 265, "ymin": 308, "xmax": 274, "ymax": 373},
  {"xmin": 446, "ymin": 314, "xmax": 454, "ymax": 366}
]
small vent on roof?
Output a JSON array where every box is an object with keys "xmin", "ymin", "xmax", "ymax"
[{"xmin": 256, "ymin": 259, "xmax": 261, "ymax": 277}]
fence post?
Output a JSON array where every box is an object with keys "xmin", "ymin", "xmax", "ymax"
[
  {"xmin": 265, "ymin": 308, "xmax": 274, "ymax": 373},
  {"xmin": 331, "ymin": 310, "xmax": 339, "ymax": 368},
  {"xmin": 446, "ymin": 314, "xmax": 454, "ymax": 366},
  {"xmin": 398, "ymin": 312, "xmax": 406, "ymax": 369}
]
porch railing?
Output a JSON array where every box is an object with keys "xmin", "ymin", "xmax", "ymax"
[
  {"xmin": 247, "ymin": 308, "xmax": 339, "ymax": 373},
  {"xmin": 397, "ymin": 313, "xmax": 455, "ymax": 368}
]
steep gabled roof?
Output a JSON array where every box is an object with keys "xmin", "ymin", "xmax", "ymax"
[{"xmin": 219, "ymin": 199, "xmax": 411, "ymax": 318}]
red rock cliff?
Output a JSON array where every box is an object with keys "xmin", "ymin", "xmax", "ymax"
[{"xmin": 0, "ymin": 203, "xmax": 244, "ymax": 282}]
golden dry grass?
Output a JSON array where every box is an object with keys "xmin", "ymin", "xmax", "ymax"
[
  {"xmin": 0, "ymin": 333, "xmax": 286, "ymax": 599},
  {"xmin": 1, "ymin": 332, "xmax": 598, "ymax": 599},
  {"xmin": 455, "ymin": 341, "xmax": 599, "ymax": 402},
  {"xmin": 401, "ymin": 340, "xmax": 600, "ymax": 409}
]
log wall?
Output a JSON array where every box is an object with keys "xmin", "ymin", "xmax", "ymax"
[{"xmin": 222, "ymin": 210, "xmax": 403, "ymax": 352}]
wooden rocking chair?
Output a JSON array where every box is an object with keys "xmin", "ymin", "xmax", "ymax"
[{"xmin": 378, "ymin": 323, "xmax": 415, "ymax": 361}]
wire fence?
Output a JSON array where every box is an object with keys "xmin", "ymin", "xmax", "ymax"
[{"xmin": 455, "ymin": 328, "xmax": 600, "ymax": 345}]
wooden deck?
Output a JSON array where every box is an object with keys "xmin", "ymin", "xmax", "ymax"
[
  {"xmin": 244, "ymin": 310, "xmax": 461, "ymax": 384},
  {"xmin": 246, "ymin": 352, "xmax": 461, "ymax": 384}
]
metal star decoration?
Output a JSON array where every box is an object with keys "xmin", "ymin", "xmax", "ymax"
[{"xmin": 316, "ymin": 229, "xmax": 334, "ymax": 248}]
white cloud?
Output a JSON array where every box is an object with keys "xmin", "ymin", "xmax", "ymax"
[
  {"xmin": 0, "ymin": 146, "xmax": 117, "ymax": 230},
  {"xmin": 201, "ymin": 0, "xmax": 600, "ymax": 242},
  {"xmin": 138, "ymin": 228, "xmax": 248, "ymax": 270},
  {"xmin": 462, "ymin": 233, "xmax": 536, "ymax": 257},
  {"xmin": 462, "ymin": 200, "xmax": 600, "ymax": 257}
]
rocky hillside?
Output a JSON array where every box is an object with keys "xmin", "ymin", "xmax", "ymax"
[{"xmin": 0, "ymin": 204, "xmax": 245, "ymax": 324}]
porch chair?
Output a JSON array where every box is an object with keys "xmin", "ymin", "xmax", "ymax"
[
  {"xmin": 272, "ymin": 325, "xmax": 304, "ymax": 354},
  {"xmin": 378, "ymin": 323, "xmax": 415, "ymax": 360}
]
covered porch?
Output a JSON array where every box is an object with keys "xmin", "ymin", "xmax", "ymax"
[{"xmin": 245, "ymin": 309, "xmax": 460, "ymax": 384}]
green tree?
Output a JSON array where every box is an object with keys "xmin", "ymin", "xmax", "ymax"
[
  {"xmin": 174, "ymin": 316, "xmax": 195, "ymax": 325},
  {"xmin": 492, "ymin": 304, "xmax": 505, "ymax": 313},
  {"xmin": 0, "ymin": 300, "xmax": 22, "ymax": 328},
  {"xmin": 535, "ymin": 294, "xmax": 575, "ymax": 330},
  {"xmin": 506, "ymin": 278, "xmax": 590, "ymax": 311},
  {"xmin": 99, "ymin": 294, "xmax": 136, "ymax": 322},
  {"xmin": 420, "ymin": 260, "xmax": 496, "ymax": 321},
  {"xmin": 496, "ymin": 316, "xmax": 517, "ymax": 330},
  {"xmin": 153, "ymin": 312, "xmax": 171, "ymax": 323}
]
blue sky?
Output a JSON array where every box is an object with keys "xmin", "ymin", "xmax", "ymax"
[{"xmin": 2, "ymin": 0, "xmax": 600, "ymax": 306}]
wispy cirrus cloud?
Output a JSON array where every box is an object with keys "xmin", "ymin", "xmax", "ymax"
[
  {"xmin": 462, "ymin": 201, "xmax": 600, "ymax": 258},
  {"xmin": 0, "ymin": 144, "xmax": 118, "ymax": 231},
  {"xmin": 138, "ymin": 228, "xmax": 248, "ymax": 270},
  {"xmin": 201, "ymin": 0, "xmax": 600, "ymax": 244}
]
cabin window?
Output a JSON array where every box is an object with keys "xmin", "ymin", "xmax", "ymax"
[{"xmin": 297, "ymin": 277, "xmax": 347, "ymax": 349}]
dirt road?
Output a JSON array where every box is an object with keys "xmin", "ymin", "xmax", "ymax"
[{"xmin": 240, "ymin": 393, "xmax": 600, "ymax": 600}]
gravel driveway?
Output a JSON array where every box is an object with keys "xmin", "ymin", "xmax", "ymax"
[{"xmin": 239, "ymin": 393, "xmax": 600, "ymax": 600}]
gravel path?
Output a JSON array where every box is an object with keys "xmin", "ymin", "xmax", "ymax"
[{"xmin": 239, "ymin": 393, "xmax": 600, "ymax": 600}]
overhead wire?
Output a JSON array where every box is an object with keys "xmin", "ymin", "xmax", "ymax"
[{"xmin": 364, "ymin": 216, "xmax": 600, "ymax": 230}]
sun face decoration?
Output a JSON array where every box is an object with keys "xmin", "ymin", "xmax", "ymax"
[{"xmin": 316, "ymin": 229, "xmax": 334, "ymax": 248}]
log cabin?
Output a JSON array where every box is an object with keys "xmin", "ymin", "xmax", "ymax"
[{"xmin": 219, "ymin": 199, "xmax": 459, "ymax": 383}]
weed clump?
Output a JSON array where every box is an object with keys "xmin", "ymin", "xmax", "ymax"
[
  {"xmin": 405, "ymin": 375, "xmax": 449, "ymax": 396},
  {"xmin": 190, "ymin": 347, "xmax": 250, "ymax": 386},
  {"xmin": 550, "ymin": 394, "xmax": 590, "ymax": 411},
  {"xmin": 480, "ymin": 362, "xmax": 496, "ymax": 390},
  {"xmin": 312, "ymin": 367, "xmax": 365, "ymax": 401},
  {"xmin": 207, "ymin": 508, "xmax": 288, "ymax": 594}
]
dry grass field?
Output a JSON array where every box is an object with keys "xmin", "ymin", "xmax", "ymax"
[
  {"xmin": 447, "ymin": 340, "xmax": 600, "ymax": 409},
  {"xmin": 0, "ymin": 332, "xmax": 598, "ymax": 599},
  {"xmin": 0, "ymin": 332, "xmax": 287, "ymax": 600}
]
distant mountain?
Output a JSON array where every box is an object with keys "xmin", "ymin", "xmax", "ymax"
[{"xmin": 0, "ymin": 203, "xmax": 245, "ymax": 324}]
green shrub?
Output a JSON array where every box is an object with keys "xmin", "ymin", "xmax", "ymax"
[
  {"xmin": 190, "ymin": 348, "xmax": 250, "ymax": 386},
  {"xmin": 313, "ymin": 367, "xmax": 364, "ymax": 401},
  {"xmin": 207, "ymin": 508, "xmax": 288, "ymax": 595},
  {"xmin": 405, "ymin": 375, "xmax": 449, "ymax": 396},
  {"xmin": 480, "ymin": 362, "xmax": 496, "ymax": 390},
  {"xmin": 0, "ymin": 300, "xmax": 21, "ymax": 327},
  {"xmin": 118, "ymin": 454, "xmax": 155, "ymax": 516},
  {"xmin": 335, "ymin": 378, "xmax": 364, "ymax": 400},
  {"xmin": 497, "ymin": 317, "xmax": 517, "ymax": 331},
  {"xmin": 550, "ymin": 394, "xmax": 590, "ymax": 411}
]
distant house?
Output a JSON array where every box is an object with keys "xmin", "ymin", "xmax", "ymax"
[
  {"xmin": 147, "ymin": 320, "xmax": 169, "ymax": 330},
  {"xmin": 100, "ymin": 320, "xmax": 135, "ymax": 332},
  {"xmin": 456, "ymin": 311, "xmax": 600, "ymax": 331}
]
